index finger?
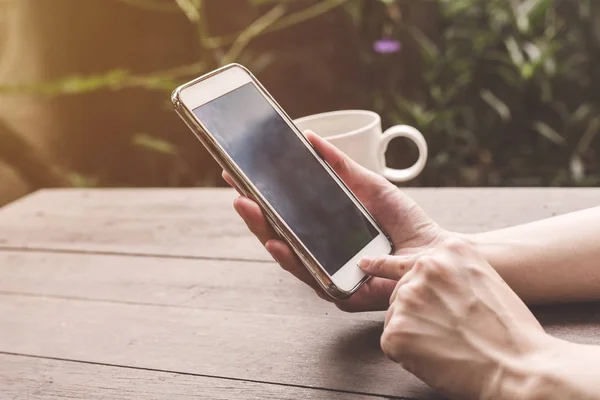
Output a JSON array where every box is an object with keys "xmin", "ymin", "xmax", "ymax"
[{"xmin": 359, "ymin": 255, "xmax": 416, "ymax": 280}]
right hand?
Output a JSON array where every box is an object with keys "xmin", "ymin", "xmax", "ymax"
[
  {"xmin": 224, "ymin": 131, "xmax": 451, "ymax": 312},
  {"xmin": 362, "ymin": 238, "xmax": 547, "ymax": 399}
]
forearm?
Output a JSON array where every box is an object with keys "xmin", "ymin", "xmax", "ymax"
[
  {"xmin": 464, "ymin": 207, "xmax": 600, "ymax": 304},
  {"xmin": 496, "ymin": 337, "xmax": 600, "ymax": 400}
]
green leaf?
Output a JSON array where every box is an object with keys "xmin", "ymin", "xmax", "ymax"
[
  {"xmin": 520, "ymin": 63, "xmax": 535, "ymax": 79},
  {"xmin": 116, "ymin": 0, "xmax": 181, "ymax": 13},
  {"xmin": 514, "ymin": 0, "xmax": 551, "ymax": 32},
  {"xmin": 408, "ymin": 26, "xmax": 440, "ymax": 62},
  {"xmin": 571, "ymin": 103, "xmax": 593, "ymax": 124},
  {"xmin": 575, "ymin": 116, "xmax": 600, "ymax": 154},
  {"xmin": 532, "ymin": 121, "xmax": 565, "ymax": 145},
  {"xmin": 570, "ymin": 155, "xmax": 585, "ymax": 182},
  {"xmin": 505, "ymin": 37, "xmax": 525, "ymax": 67},
  {"xmin": 248, "ymin": 0, "xmax": 284, "ymax": 5},
  {"xmin": 480, "ymin": 89, "xmax": 511, "ymax": 122},
  {"xmin": 132, "ymin": 133, "xmax": 178, "ymax": 155},
  {"xmin": 523, "ymin": 42, "xmax": 542, "ymax": 64},
  {"xmin": 67, "ymin": 173, "xmax": 98, "ymax": 188}
]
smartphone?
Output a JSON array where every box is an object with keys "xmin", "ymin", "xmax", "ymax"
[{"xmin": 172, "ymin": 64, "xmax": 393, "ymax": 300}]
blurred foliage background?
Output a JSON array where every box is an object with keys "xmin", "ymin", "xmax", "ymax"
[{"xmin": 0, "ymin": 0, "xmax": 598, "ymax": 205}]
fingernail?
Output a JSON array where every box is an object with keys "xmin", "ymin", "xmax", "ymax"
[{"xmin": 358, "ymin": 257, "xmax": 373, "ymax": 270}]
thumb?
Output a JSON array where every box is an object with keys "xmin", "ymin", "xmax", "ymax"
[
  {"xmin": 358, "ymin": 255, "xmax": 415, "ymax": 280},
  {"xmin": 304, "ymin": 131, "xmax": 383, "ymax": 191}
]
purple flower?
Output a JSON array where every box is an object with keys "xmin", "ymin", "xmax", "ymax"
[{"xmin": 373, "ymin": 39, "xmax": 402, "ymax": 54}]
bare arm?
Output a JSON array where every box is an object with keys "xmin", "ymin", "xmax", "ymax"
[
  {"xmin": 466, "ymin": 207, "xmax": 600, "ymax": 304},
  {"xmin": 361, "ymin": 238, "xmax": 600, "ymax": 400},
  {"xmin": 497, "ymin": 337, "xmax": 600, "ymax": 400}
]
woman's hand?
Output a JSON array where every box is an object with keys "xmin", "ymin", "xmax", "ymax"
[
  {"xmin": 360, "ymin": 238, "xmax": 548, "ymax": 399},
  {"xmin": 224, "ymin": 131, "xmax": 450, "ymax": 312}
]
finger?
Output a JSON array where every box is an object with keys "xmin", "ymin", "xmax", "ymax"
[
  {"xmin": 222, "ymin": 170, "xmax": 246, "ymax": 196},
  {"xmin": 390, "ymin": 269, "xmax": 417, "ymax": 305},
  {"xmin": 222, "ymin": 170, "xmax": 234, "ymax": 187},
  {"xmin": 233, "ymin": 196, "xmax": 277, "ymax": 245},
  {"xmin": 265, "ymin": 239, "xmax": 331, "ymax": 298},
  {"xmin": 304, "ymin": 131, "xmax": 408, "ymax": 236},
  {"xmin": 305, "ymin": 131, "xmax": 386, "ymax": 193},
  {"xmin": 358, "ymin": 255, "xmax": 416, "ymax": 280},
  {"xmin": 335, "ymin": 277, "xmax": 397, "ymax": 313}
]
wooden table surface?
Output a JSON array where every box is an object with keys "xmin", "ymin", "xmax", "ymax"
[{"xmin": 1, "ymin": 188, "xmax": 600, "ymax": 399}]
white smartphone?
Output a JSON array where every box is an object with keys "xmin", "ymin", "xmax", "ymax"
[{"xmin": 172, "ymin": 64, "xmax": 393, "ymax": 299}]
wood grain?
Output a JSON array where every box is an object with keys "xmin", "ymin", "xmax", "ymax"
[
  {"xmin": 4, "ymin": 250, "xmax": 597, "ymax": 324},
  {"xmin": 0, "ymin": 250, "xmax": 380, "ymax": 320},
  {"xmin": 1, "ymin": 188, "xmax": 598, "ymax": 260},
  {"xmin": 0, "ymin": 188, "xmax": 262, "ymax": 260},
  {"xmin": 0, "ymin": 354, "xmax": 393, "ymax": 400},
  {"xmin": 0, "ymin": 294, "xmax": 440, "ymax": 399},
  {"xmin": 2, "ymin": 293, "xmax": 599, "ymax": 399},
  {"xmin": 1, "ymin": 188, "xmax": 600, "ymax": 399}
]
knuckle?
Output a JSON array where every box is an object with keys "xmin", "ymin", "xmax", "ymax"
[
  {"xmin": 389, "ymin": 295, "xmax": 397, "ymax": 308},
  {"xmin": 390, "ymin": 281, "xmax": 403, "ymax": 305},
  {"xmin": 425, "ymin": 261, "xmax": 447, "ymax": 279},
  {"xmin": 381, "ymin": 318, "xmax": 411, "ymax": 361},
  {"xmin": 397, "ymin": 284, "xmax": 425, "ymax": 309},
  {"xmin": 418, "ymin": 255, "xmax": 452, "ymax": 280},
  {"xmin": 370, "ymin": 257, "xmax": 385, "ymax": 272},
  {"xmin": 331, "ymin": 153, "xmax": 350, "ymax": 173},
  {"xmin": 414, "ymin": 255, "xmax": 438, "ymax": 271},
  {"xmin": 380, "ymin": 333, "xmax": 398, "ymax": 362},
  {"xmin": 412, "ymin": 255, "xmax": 432, "ymax": 273},
  {"xmin": 401, "ymin": 282, "xmax": 424, "ymax": 299}
]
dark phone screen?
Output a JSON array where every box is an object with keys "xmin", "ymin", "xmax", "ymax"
[{"xmin": 193, "ymin": 83, "xmax": 378, "ymax": 275}]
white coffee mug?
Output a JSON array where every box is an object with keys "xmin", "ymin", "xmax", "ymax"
[{"xmin": 294, "ymin": 110, "xmax": 428, "ymax": 183}]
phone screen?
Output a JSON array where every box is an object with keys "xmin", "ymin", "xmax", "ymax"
[{"xmin": 193, "ymin": 83, "xmax": 379, "ymax": 275}]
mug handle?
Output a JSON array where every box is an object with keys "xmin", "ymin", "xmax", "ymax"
[{"xmin": 379, "ymin": 125, "xmax": 428, "ymax": 183}]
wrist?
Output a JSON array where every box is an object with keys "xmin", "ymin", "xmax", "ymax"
[
  {"xmin": 454, "ymin": 232, "xmax": 492, "ymax": 259},
  {"xmin": 457, "ymin": 231, "xmax": 538, "ymax": 302},
  {"xmin": 488, "ymin": 334, "xmax": 570, "ymax": 400}
]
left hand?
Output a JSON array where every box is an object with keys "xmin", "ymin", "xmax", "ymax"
[
  {"xmin": 224, "ymin": 131, "xmax": 450, "ymax": 312},
  {"xmin": 360, "ymin": 238, "xmax": 549, "ymax": 400}
]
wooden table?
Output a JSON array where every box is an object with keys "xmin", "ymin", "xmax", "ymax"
[{"xmin": 1, "ymin": 188, "xmax": 600, "ymax": 399}]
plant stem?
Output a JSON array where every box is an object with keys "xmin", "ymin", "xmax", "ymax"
[
  {"xmin": 114, "ymin": 0, "xmax": 181, "ymax": 13},
  {"xmin": 203, "ymin": 0, "xmax": 348, "ymax": 49},
  {"xmin": 221, "ymin": 4, "xmax": 287, "ymax": 65},
  {"xmin": 174, "ymin": 0, "xmax": 201, "ymax": 21}
]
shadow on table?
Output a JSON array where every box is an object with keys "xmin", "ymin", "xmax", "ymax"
[
  {"xmin": 319, "ymin": 302, "xmax": 600, "ymax": 399},
  {"xmin": 322, "ymin": 320, "xmax": 446, "ymax": 400}
]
